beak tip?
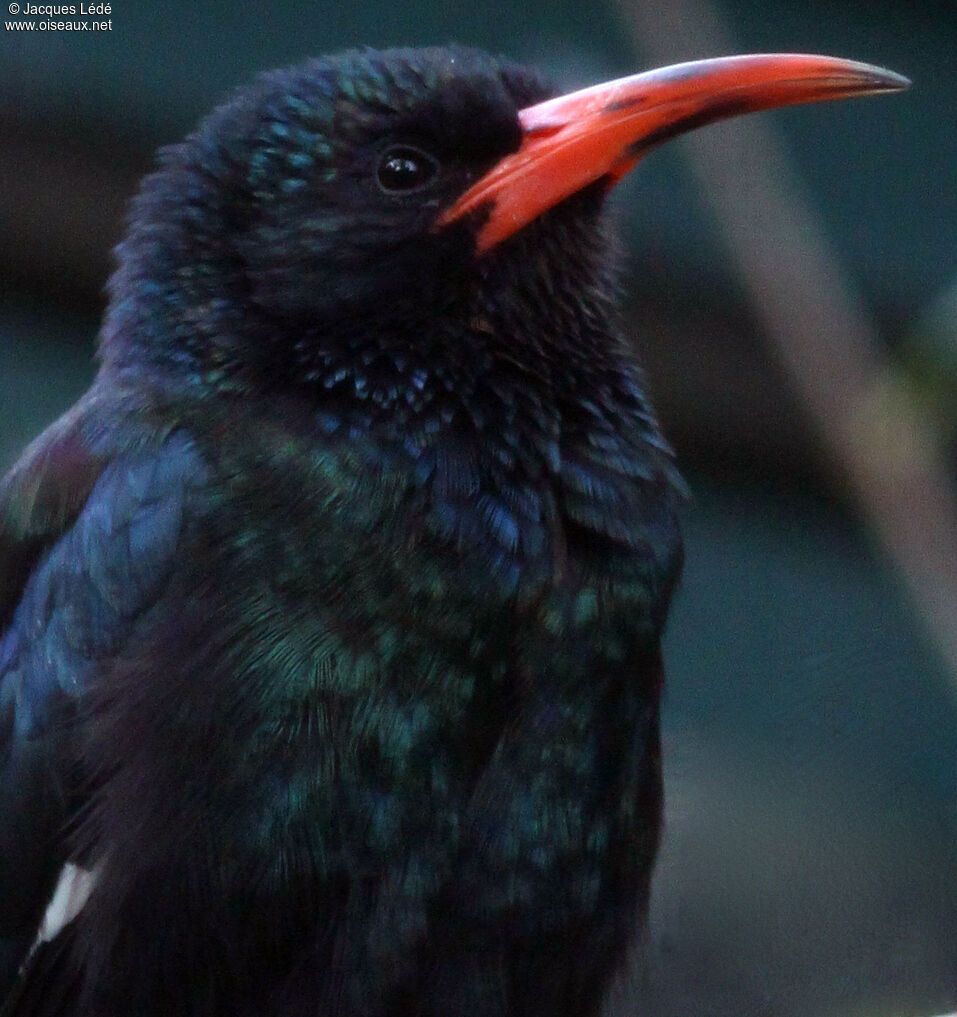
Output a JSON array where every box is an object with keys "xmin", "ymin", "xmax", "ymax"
[
  {"xmin": 854, "ymin": 62, "xmax": 911, "ymax": 93},
  {"xmin": 876, "ymin": 71, "xmax": 911, "ymax": 92}
]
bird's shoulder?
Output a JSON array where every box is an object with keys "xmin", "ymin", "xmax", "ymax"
[{"xmin": 0, "ymin": 382, "xmax": 210, "ymax": 726}]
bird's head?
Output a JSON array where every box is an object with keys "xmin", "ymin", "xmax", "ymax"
[
  {"xmin": 100, "ymin": 47, "xmax": 549, "ymax": 386},
  {"xmin": 204, "ymin": 47, "xmax": 549, "ymax": 325},
  {"xmin": 99, "ymin": 45, "xmax": 906, "ymax": 403}
]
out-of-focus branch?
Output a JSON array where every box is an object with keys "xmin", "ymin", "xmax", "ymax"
[{"xmin": 613, "ymin": 0, "xmax": 957, "ymax": 690}]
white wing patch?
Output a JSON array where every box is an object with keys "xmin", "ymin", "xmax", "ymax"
[{"xmin": 36, "ymin": 862, "xmax": 97, "ymax": 945}]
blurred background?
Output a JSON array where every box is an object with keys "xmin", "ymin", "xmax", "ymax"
[{"xmin": 2, "ymin": 2, "xmax": 955, "ymax": 1015}]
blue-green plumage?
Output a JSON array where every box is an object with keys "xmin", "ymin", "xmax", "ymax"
[{"xmin": 0, "ymin": 45, "xmax": 681, "ymax": 1017}]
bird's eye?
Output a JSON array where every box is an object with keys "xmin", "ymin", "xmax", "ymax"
[{"xmin": 376, "ymin": 146, "xmax": 440, "ymax": 193}]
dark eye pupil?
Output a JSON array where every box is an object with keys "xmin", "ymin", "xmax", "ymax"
[{"xmin": 377, "ymin": 146, "xmax": 438, "ymax": 192}]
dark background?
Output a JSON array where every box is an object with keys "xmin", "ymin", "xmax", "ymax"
[{"xmin": 2, "ymin": 2, "xmax": 955, "ymax": 1015}]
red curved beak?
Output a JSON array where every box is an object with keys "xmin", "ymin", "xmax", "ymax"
[{"xmin": 437, "ymin": 53, "xmax": 909, "ymax": 254}]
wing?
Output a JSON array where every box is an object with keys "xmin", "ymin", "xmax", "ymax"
[{"xmin": 0, "ymin": 391, "xmax": 207, "ymax": 1002}]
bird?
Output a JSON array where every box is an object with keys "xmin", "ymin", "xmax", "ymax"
[{"xmin": 0, "ymin": 45, "xmax": 906, "ymax": 1017}]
